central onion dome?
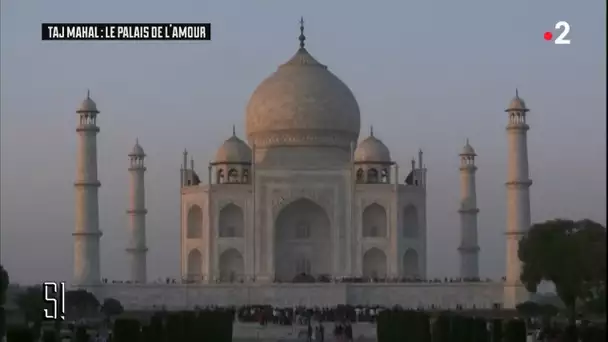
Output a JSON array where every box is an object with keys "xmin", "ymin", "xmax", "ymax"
[{"xmin": 245, "ymin": 19, "xmax": 361, "ymax": 151}]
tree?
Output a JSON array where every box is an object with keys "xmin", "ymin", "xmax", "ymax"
[
  {"xmin": 516, "ymin": 300, "xmax": 559, "ymax": 319},
  {"xmin": 101, "ymin": 297, "xmax": 124, "ymax": 321},
  {"xmin": 0, "ymin": 265, "xmax": 8, "ymax": 340},
  {"xmin": 516, "ymin": 301, "xmax": 543, "ymax": 317},
  {"xmin": 582, "ymin": 284, "xmax": 605, "ymax": 315},
  {"xmin": 519, "ymin": 219, "xmax": 606, "ymax": 324},
  {"xmin": 0, "ymin": 264, "xmax": 8, "ymax": 306},
  {"xmin": 15, "ymin": 286, "xmax": 45, "ymax": 323},
  {"xmin": 65, "ymin": 289, "xmax": 100, "ymax": 318}
]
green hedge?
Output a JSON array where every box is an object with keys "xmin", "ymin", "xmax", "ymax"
[
  {"xmin": 504, "ymin": 318, "xmax": 526, "ymax": 342},
  {"xmin": 6, "ymin": 326, "xmax": 34, "ymax": 342},
  {"xmin": 0, "ymin": 307, "xmax": 5, "ymax": 340},
  {"xmin": 113, "ymin": 309, "xmax": 233, "ymax": 342},
  {"xmin": 42, "ymin": 330, "xmax": 58, "ymax": 342},
  {"xmin": 431, "ymin": 312, "xmax": 451, "ymax": 342},
  {"xmin": 491, "ymin": 318, "xmax": 503, "ymax": 342},
  {"xmin": 113, "ymin": 318, "xmax": 141, "ymax": 342},
  {"xmin": 377, "ymin": 309, "xmax": 431, "ymax": 342},
  {"xmin": 473, "ymin": 318, "xmax": 490, "ymax": 342}
]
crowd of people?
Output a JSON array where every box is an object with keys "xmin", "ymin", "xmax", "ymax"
[
  {"xmin": 300, "ymin": 320, "xmax": 354, "ymax": 342},
  {"xmin": 102, "ymin": 275, "xmax": 505, "ymax": 285},
  {"xmin": 236, "ymin": 305, "xmax": 382, "ymax": 325}
]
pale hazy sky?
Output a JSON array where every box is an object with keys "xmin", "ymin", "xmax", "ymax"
[{"xmin": 1, "ymin": 0, "xmax": 605, "ymax": 285}]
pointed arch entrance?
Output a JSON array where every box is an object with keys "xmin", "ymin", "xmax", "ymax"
[
  {"xmin": 219, "ymin": 204, "xmax": 244, "ymax": 237},
  {"xmin": 219, "ymin": 248, "xmax": 244, "ymax": 282},
  {"xmin": 187, "ymin": 249, "xmax": 202, "ymax": 282},
  {"xmin": 402, "ymin": 248, "xmax": 420, "ymax": 279},
  {"xmin": 362, "ymin": 248, "xmax": 387, "ymax": 279},
  {"xmin": 274, "ymin": 198, "xmax": 331, "ymax": 282},
  {"xmin": 187, "ymin": 205, "xmax": 202, "ymax": 238},
  {"xmin": 362, "ymin": 203, "xmax": 387, "ymax": 237}
]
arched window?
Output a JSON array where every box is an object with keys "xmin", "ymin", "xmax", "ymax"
[
  {"xmin": 242, "ymin": 169, "xmax": 249, "ymax": 183},
  {"xmin": 367, "ymin": 169, "xmax": 379, "ymax": 183},
  {"xmin": 219, "ymin": 204, "xmax": 244, "ymax": 238},
  {"xmin": 217, "ymin": 169, "xmax": 225, "ymax": 184},
  {"xmin": 227, "ymin": 169, "xmax": 238, "ymax": 183},
  {"xmin": 356, "ymin": 169, "xmax": 364, "ymax": 183},
  {"xmin": 381, "ymin": 168, "xmax": 389, "ymax": 183}
]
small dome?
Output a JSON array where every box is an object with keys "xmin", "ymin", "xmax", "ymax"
[
  {"xmin": 460, "ymin": 139, "xmax": 476, "ymax": 156},
  {"xmin": 129, "ymin": 140, "xmax": 145, "ymax": 157},
  {"xmin": 354, "ymin": 132, "xmax": 391, "ymax": 163},
  {"xmin": 77, "ymin": 92, "xmax": 99, "ymax": 113},
  {"xmin": 506, "ymin": 89, "xmax": 527, "ymax": 111},
  {"xmin": 215, "ymin": 134, "xmax": 252, "ymax": 163}
]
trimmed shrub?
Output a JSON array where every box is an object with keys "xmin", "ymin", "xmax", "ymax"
[
  {"xmin": 74, "ymin": 326, "xmax": 89, "ymax": 342},
  {"xmin": 42, "ymin": 329, "xmax": 58, "ymax": 342},
  {"xmin": 418, "ymin": 312, "xmax": 432, "ymax": 342},
  {"xmin": 0, "ymin": 307, "xmax": 5, "ymax": 340},
  {"xmin": 376, "ymin": 309, "xmax": 406, "ymax": 342},
  {"xmin": 463, "ymin": 317, "xmax": 476, "ymax": 342},
  {"xmin": 431, "ymin": 312, "xmax": 451, "ymax": 342},
  {"xmin": 198, "ymin": 309, "xmax": 233, "ymax": 342},
  {"xmin": 165, "ymin": 312, "xmax": 184, "ymax": 342},
  {"xmin": 149, "ymin": 313, "xmax": 164, "ymax": 342},
  {"xmin": 141, "ymin": 325, "xmax": 156, "ymax": 342},
  {"xmin": 113, "ymin": 318, "xmax": 141, "ymax": 342},
  {"xmin": 376, "ymin": 310, "xmax": 389, "ymax": 342},
  {"xmin": 473, "ymin": 318, "xmax": 489, "ymax": 342},
  {"xmin": 6, "ymin": 325, "xmax": 34, "ymax": 342},
  {"xmin": 450, "ymin": 315, "xmax": 467, "ymax": 342},
  {"xmin": 504, "ymin": 318, "xmax": 526, "ymax": 342},
  {"xmin": 491, "ymin": 319, "xmax": 503, "ymax": 342},
  {"xmin": 592, "ymin": 326, "xmax": 606, "ymax": 342}
]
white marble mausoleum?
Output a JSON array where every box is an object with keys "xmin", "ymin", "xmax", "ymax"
[{"xmin": 72, "ymin": 20, "xmax": 534, "ymax": 310}]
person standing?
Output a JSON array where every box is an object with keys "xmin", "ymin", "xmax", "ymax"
[
  {"xmin": 344, "ymin": 321, "xmax": 353, "ymax": 342},
  {"xmin": 307, "ymin": 321, "xmax": 313, "ymax": 342},
  {"xmin": 319, "ymin": 322, "xmax": 325, "ymax": 342},
  {"xmin": 334, "ymin": 322, "xmax": 344, "ymax": 341}
]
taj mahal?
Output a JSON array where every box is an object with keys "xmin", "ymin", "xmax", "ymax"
[{"xmin": 72, "ymin": 21, "xmax": 533, "ymax": 310}]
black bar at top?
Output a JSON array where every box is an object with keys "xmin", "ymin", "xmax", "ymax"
[{"xmin": 41, "ymin": 23, "xmax": 211, "ymax": 41}]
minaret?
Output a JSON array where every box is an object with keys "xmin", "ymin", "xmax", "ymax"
[
  {"xmin": 126, "ymin": 139, "xmax": 148, "ymax": 283},
  {"xmin": 457, "ymin": 139, "xmax": 480, "ymax": 279},
  {"xmin": 504, "ymin": 89, "xmax": 532, "ymax": 308},
  {"xmin": 73, "ymin": 91, "xmax": 102, "ymax": 287}
]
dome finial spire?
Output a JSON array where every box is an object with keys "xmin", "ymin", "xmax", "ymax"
[
  {"xmin": 299, "ymin": 16, "xmax": 306, "ymax": 49},
  {"xmin": 370, "ymin": 125, "xmax": 374, "ymax": 137},
  {"xmin": 86, "ymin": 89, "xmax": 90, "ymax": 98},
  {"xmin": 515, "ymin": 88, "xmax": 519, "ymax": 98},
  {"xmin": 232, "ymin": 124, "xmax": 236, "ymax": 136}
]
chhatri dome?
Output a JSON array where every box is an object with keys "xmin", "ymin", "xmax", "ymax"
[
  {"xmin": 215, "ymin": 126, "xmax": 252, "ymax": 163},
  {"xmin": 77, "ymin": 90, "xmax": 99, "ymax": 113},
  {"xmin": 354, "ymin": 127, "xmax": 391, "ymax": 163},
  {"xmin": 245, "ymin": 18, "xmax": 361, "ymax": 157},
  {"xmin": 129, "ymin": 139, "xmax": 145, "ymax": 157},
  {"xmin": 460, "ymin": 138, "xmax": 476, "ymax": 156},
  {"xmin": 506, "ymin": 89, "xmax": 528, "ymax": 112}
]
